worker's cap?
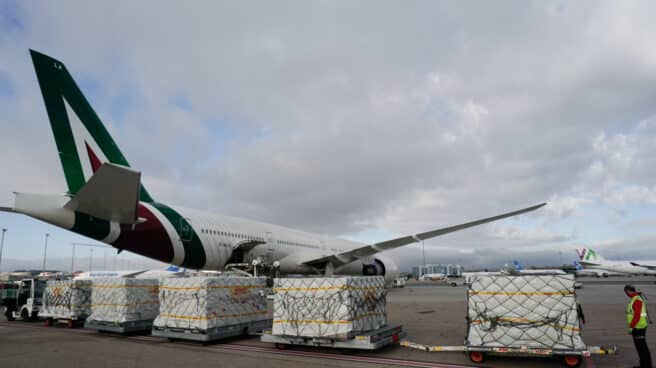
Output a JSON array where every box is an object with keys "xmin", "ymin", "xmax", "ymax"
[{"xmin": 624, "ymin": 284, "xmax": 637, "ymax": 292}]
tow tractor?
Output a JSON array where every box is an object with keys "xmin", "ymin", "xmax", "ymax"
[{"xmin": 2, "ymin": 279, "xmax": 47, "ymax": 321}]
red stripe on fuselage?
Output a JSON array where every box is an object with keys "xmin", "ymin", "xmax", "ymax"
[
  {"xmin": 113, "ymin": 204, "xmax": 174, "ymax": 263},
  {"xmin": 85, "ymin": 142, "xmax": 102, "ymax": 173}
]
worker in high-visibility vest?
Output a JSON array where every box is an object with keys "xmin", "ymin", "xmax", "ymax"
[{"xmin": 625, "ymin": 284, "xmax": 653, "ymax": 368}]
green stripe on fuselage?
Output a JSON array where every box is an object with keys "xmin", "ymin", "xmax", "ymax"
[
  {"xmin": 72, "ymin": 212, "xmax": 111, "ymax": 240},
  {"xmin": 151, "ymin": 203, "xmax": 206, "ymax": 269}
]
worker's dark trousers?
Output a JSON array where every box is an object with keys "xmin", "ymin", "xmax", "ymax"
[{"xmin": 632, "ymin": 328, "xmax": 653, "ymax": 368}]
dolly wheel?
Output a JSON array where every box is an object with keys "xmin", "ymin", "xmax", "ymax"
[
  {"xmin": 45, "ymin": 318, "xmax": 53, "ymax": 327},
  {"xmin": 563, "ymin": 355, "xmax": 582, "ymax": 368},
  {"xmin": 66, "ymin": 320, "xmax": 74, "ymax": 329},
  {"xmin": 275, "ymin": 343, "xmax": 287, "ymax": 350},
  {"xmin": 469, "ymin": 351, "xmax": 485, "ymax": 363}
]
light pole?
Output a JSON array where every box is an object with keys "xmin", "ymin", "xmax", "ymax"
[
  {"xmin": 71, "ymin": 243, "xmax": 76, "ymax": 272},
  {"xmin": 42, "ymin": 233, "xmax": 49, "ymax": 272},
  {"xmin": 422, "ymin": 239, "xmax": 426, "ymax": 277},
  {"xmin": 0, "ymin": 228, "xmax": 6, "ymax": 272},
  {"xmin": 89, "ymin": 248, "xmax": 93, "ymax": 271}
]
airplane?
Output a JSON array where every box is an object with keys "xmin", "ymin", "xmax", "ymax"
[
  {"xmin": 572, "ymin": 260, "xmax": 621, "ymax": 278},
  {"xmin": 511, "ymin": 260, "xmax": 566, "ymax": 275},
  {"xmin": 576, "ymin": 248, "xmax": 656, "ymax": 276},
  {"xmin": 73, "ymin": 265, "xmax": 186, "ymax": 280},
  {"xmin": 0, "ymin": 50, "xmax": 546, "ymax": 284}
]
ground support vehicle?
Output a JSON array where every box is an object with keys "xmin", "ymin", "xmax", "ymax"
[
  {"xmin": 152, "ymin": 318, "xmax": 272, "ymax": 342},
  {"xmin": 3, "ymin": 279, "xmax": 46, "ymax": 322},
  {"xmin": 262, "ymin": 324, "xmax": 405, "ymax": 350},
  {"xmin": 400, "ymin": 340, "xmax": 615, "ymax": 367}
]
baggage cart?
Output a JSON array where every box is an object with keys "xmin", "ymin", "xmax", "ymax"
[
  {"xmin": 152, "ymin": 318, "xmax": 272, "ymax": 342},
  {"xmin": 262, "ymin": 324, "xmax": 405, "ymax": 350}
]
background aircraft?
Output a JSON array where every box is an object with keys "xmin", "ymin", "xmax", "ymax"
[
  {"xmin": 0, "ymin": 50, "xmax": 545, "ymax": 284},
  {"xmin": 511, "ymin": 260, "xmax": 566, "ymax": 275},
  {"xmin": 73, "ymin": 265, "xmax": 186, "ymax": 280},
  {"xmin": 576, "ymin": 248, "xmax": 656, "ymax": 275}
]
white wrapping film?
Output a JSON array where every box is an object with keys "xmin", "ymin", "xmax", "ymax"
[
  {"xmin": 272, "ymin": 276, "xmax": 386, "ymax": 338},
  {"xmin": 467, "ymin": 275, "xmax": 586, "ymax": 350},
  {"xmin": 87, "ymin": 278, "xmax": 159, "ymax": 324},
  {"xmin": 153, "ymin": 277, "xmax": 268, "ymax": 331},
  {"xmin": 41, "ymin": 279, "xmax": 92, "ymax": 319}
]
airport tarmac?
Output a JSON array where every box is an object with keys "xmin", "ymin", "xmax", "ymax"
[{"xmin": 1, "ymin": 276, "xmax": 655, "ymax": 368}]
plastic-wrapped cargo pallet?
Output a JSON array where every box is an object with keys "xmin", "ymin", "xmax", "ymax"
[
  {"xmin": 153, "ymin": 277, "xmax": 269, "ymax": 333},
  {"xmin": 86, "ymin": 278, "xmax": 159, "ymax": 330},
  {"xmin": 41, "ymin": 279, "xmax": 92, "ymax": 320},
  {"xmin": 467, "ymin": 274, "xmax": 586, "ymax": 350},
  {"xmin": 272, "ymin": 276, "xmax": 386, "ymax": 339}
]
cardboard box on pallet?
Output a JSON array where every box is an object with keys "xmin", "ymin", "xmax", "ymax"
[
  {"xmin": 41, "ymin": 279, "xmax": 92, "ymax": 320},
  {"xmin": 152, "ymin": 277, "xmax": 269, "ymax": 332},
  {"xmin": 467, "ymin": 274, "xmax": 586, "ymax": 350},
  {"xmin": 272, "ymin": 276, "xmax": 387, "ymax": 339},
  {"xmin": 86, "ymin": 278, "xmax": 159, "ymax": 325}
]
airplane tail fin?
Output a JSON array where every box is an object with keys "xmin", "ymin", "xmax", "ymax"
[
  {"xmin": 576, "ymin": 248, "xmax": 604, "ymax": 262},
  {"xmin": 30, "ymin": 50, "xmax": 153, "ymax": 203},
  {"xmin": 513, "ymin": 260, "xmax": 523, "ymax": 271}
]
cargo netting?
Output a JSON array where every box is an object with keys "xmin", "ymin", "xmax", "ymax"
[
  {"xmin": 272, "ymin": 276, "xmax": 386, "ymax": 339},
  {"xmin": 41, "ymin": 279, "xmax": 92, "ymax": 319},
  {"xmin": 467, "ymin": 274, "xmax": 586, "ymax": 350},
  {"xmin": 153, "ymin": 277, "xmax": 268, "ymax": 332},
  {"xmin": 87, "ymin": 278, "xmax": 159, "ymax": 324}
]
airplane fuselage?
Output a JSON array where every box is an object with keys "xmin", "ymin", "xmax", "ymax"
[{"xmin": 13, "ymin": 192, "xmax": 397, "ymax": 280}]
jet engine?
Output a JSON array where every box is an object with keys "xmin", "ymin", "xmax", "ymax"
[{"xmin": 336, "ymin": 255, "xmax": 400, "ymax": 285}]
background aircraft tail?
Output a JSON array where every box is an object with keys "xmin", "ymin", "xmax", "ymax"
[
  {"xmin": 573, "ymin": 261, "xmax": 583, "ymax": 271},
  {"xmin": 513, "ymin": 260, "xmax": 523, "ymax": 271},
  {"xmin": 30, "ymin": 49, "xmax": 153, "ymax": 202},
  {"xmin": 576, "ymin": 248, "xmax": 605, "ymax": 262}
]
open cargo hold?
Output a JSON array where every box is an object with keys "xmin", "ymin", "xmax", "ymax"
[
  {"xmin": 152, "ymin": 276, "xmax": 271, "ymax": 341},
  {"xmin": 85, "ymin": 278, "xmax": 159, "ymax": 333},
  {"xmin": 271, "ymin": 276, "xmax": 387, "ymax": 339},
  {"xmin": 41, "ymin": 279, "xmax": 92, "ymax": 325}
]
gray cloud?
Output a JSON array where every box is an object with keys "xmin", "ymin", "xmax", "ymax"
[{"xmin": 1, "ymin": 1, "xmax": 656, "ymax": 265}]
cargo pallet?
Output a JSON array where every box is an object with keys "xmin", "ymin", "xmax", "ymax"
[
  {"xmin": 261, "ymin": 324, "xmax": 405, "ymax": 350},
  {"xmin": 85, "ymin": 319, "xmax": 154, "ymax": 334},
  {"xmin": 152, "ymin": 318, "xmax": 272, "ymax": 342},
  {"xmin": 400, "ymin": 341, "xmax": 616, "ymax": 367}
]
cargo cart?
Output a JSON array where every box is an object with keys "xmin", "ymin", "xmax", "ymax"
[
  {"xmin": 402, "ymin": 274, "xmax": 616, "ymax": 367},
  {"xmin": 261, "ymin": 324, "xmax": 405, "ymax": 350},
  {"xmin": 152, "ymin": 318, "xmax": 272, "ymax": 342},
  {"xmin": 85, "ymin": 319, "xmax": 155, "ymax": 334},
  {"xmin": 401, "ymin": 340, "xmax": 615, "ymax": 367}
]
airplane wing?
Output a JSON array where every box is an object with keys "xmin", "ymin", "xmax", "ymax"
[
  {"xmin": 630, "ymin": 262, "xmax": 656, "ymax": 270},
  {"xmin": 64, "ymin": 163, "xmax": 141, "ymax": 224},
  {"xmin": 303, "ymin": 202, "xmax": 546, "ymax": 268}
]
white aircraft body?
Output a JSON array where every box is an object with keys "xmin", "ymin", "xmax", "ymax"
[
  {"xmin": 73, "ymin": 266, "xmax": 185, "ymax": 280},
  {"xmin": 576, "ymin": 248, "xmax": 656, "ymax": 275},
  {"xmin": 512, "ymin": 260, "xmax": 566, "ymax": 275},
  {"xmin": 0, "ymin": 50, "xmax": 546, "ymax": 284}
]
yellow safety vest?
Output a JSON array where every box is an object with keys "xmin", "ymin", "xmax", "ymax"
[{"xmin": 627, "ymin": 294, "xmax": 648, "ymax": 329}]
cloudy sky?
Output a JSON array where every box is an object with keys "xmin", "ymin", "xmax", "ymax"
[{"xmin": 1, "ymin": 1, "xmax": 655, "ymax": 272}]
